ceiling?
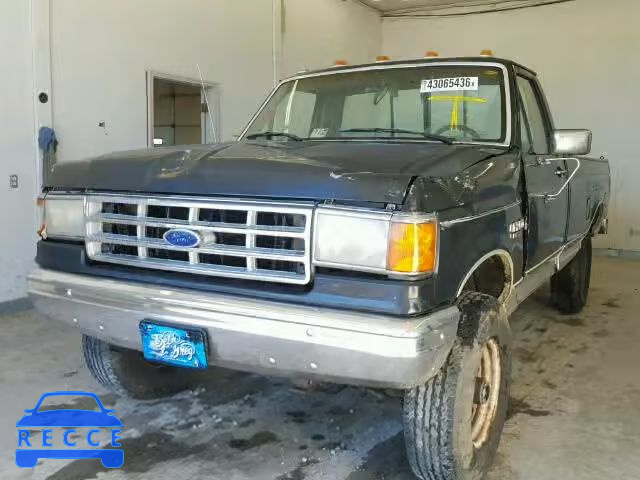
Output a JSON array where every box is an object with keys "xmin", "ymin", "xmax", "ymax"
[
  {"xmin": 358, "ymin": 0, "xmax": 562, "ymax": 14},
  {"xmin": 358, "ymin": 0, "xmax": 489, "ymax": 13}
]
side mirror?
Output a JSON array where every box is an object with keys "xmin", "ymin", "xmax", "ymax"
[{"xmin": 553, "ymin": 129, "xmax": 592, "ymax": 156}]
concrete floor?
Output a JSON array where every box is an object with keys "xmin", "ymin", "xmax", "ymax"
[{"xmin": 1, "ymin": 256, "xmax": 639, "ymax": 480}]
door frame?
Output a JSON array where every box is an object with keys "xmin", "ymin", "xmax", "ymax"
[
  {"xmin": 513, "ymin": 66, "xmax": 556, "ymax": 153},
  {"xmin": 145, "ymin": 71, "xmax": 221, "ymax": 146},
  {"xmin": 514, "ymin": 68, "xmax": 571, "ymax": 272}
]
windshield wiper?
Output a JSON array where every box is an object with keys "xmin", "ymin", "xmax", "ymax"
[
  {"xmin": 339, "ymin": 128, "xmax": 452, "ymax": 145},
  {"xmin": 246, "ymin": 131, "xmax": 303, "ymax": 141}
]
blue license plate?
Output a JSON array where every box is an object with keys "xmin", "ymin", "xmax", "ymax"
[{"xmin": 139, "ymin": 322, "xmax": 208, "ymax": 369}]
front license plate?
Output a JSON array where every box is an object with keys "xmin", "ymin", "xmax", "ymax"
[{"xmin": 140, "ymin": 322, "xmax": 208, "ymax": 369}]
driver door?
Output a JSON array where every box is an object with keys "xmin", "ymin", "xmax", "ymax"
[{"xmin": 518, "ymin": 74, "xmax": 569, "ymax": 270}]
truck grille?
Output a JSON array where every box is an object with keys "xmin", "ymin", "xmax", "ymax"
[{"xmin": 85, "ymin": 195, "xmax": 313, "ymax": 285}]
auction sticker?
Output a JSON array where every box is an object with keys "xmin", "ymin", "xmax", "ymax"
[
  {"xmin": 421, "ymin": 77, "xmax": 478, "ymax": 93},
  {"xmin": 310, "ymin": 128, "xmax": 329, "ymax": 138}
]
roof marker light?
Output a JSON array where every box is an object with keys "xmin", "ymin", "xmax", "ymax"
[
  {"xmin": 480, "ymin": 49, "xmax": 494, "ymax": 57},
  {"xmin": 376, "ymin": 55, "xmax": 391, "ymax": 62},
  {"xmin": 425, "ymin": 51, "xmax": 439, "ymax": 58},
  {"xmin": 333, "ymin": 60, "xmax": 349, "ymax": 66}
]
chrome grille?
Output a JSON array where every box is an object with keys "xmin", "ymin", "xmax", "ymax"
[{"xmin": 85, "ymin": 195, "xmax": 313, "ymax": 284}]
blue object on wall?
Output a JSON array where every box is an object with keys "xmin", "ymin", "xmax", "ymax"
[{"xmin": 38, "ymin": 127, "xmax": 58, "ymax": 152}]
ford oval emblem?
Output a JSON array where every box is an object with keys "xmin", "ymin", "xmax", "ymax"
[{"xmin": 163, "ymin": 229, "xmax": 201, "ymax": 248}]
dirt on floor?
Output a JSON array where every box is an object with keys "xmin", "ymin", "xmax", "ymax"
[{"xmin": 1, "ymin": 256, "xmax": 639, "ymax": 480}]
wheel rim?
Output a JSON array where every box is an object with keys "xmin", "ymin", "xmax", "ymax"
[{"xmin": 471, "ymin": 338, "xmax": 502, "ymax": 448}]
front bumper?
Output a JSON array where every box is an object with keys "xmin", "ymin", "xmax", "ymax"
[{"xmin": 28, "ymin": 268, "xmax": 459, "ymax": 388}]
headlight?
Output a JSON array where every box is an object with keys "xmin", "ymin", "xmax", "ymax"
[
  {"xmin": 312, "ymin": 206, "xmax": 438, "ymax": 277},
  {"xmin": 39, "ymin": 195, "xmax": 85, "ymax": 240}
]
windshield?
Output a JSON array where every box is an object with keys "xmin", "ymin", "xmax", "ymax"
[{"xmin": 243, "ymin": 64, "xmax": 507, "ymax": 144}]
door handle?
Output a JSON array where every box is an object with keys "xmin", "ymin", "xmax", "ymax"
[
  {"xmin": 555, "ymin": 167, "xmax": 568, "ymax": 176},
  {"xmin": 531, "ymin": 157, "xmax": 581, "ymax": 202}
]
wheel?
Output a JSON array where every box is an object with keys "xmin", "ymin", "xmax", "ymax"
[
  {"xmin": 403, "ymin": 292, "xmax": 512, "ymax": 480},
  {"xmin": 15, "ymin": 450, "xmax": 38, "ymax": 468},
  {"xmin": 550, "ymin": 236, "xmax": 592, "ymax": 314},
  {"xmin": 82, "ymin": 335, "xmax": 197, "ymax": 399},
  {"xmin": 100, "ymin": 450, "xmax": 124, "ymax": 468}
]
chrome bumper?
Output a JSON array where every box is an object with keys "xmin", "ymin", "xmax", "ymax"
[{"xmin": 27, "ymin": 268, "xmax": 459, "ymax": 388}]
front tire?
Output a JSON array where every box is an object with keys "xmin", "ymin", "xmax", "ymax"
[
  {"xmin": 403, "ymin": 292, "xmax": 512, "ymax": 480},
  {"xmin": 82, "ymin": 335, "xmax": 197, "ymax": 399},
  {"xmin": 551, "ymin": 236, "xmax": 592, "ymax": 314}
]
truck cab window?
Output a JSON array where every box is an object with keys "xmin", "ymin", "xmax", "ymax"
[
  {"xmin": 516, "ymin": 77, "xmax": 549, "ymax": 154},
  {"xmin": 341, "ymin": 91, "xmax": 391, "ymax": 130},
  {"xmin": 245, "ymin": 66, "xmax": 507, "ymax": 143}
]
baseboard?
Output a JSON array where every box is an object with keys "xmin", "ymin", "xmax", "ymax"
[
  {"xmin": 594, "ymin": 248, "xmax": 640, "ymax": 260},
  {"xmin": 0, "ymin": 297, "xmax": 32, "ymax": 316}
]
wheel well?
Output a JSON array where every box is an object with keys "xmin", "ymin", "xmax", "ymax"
[{"xmin": 458, "ymin": 252, "xmax": 513, "ymax": 304}]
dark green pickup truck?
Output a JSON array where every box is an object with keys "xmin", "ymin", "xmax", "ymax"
[{"xmin": 30, "ymin": 56, "xmax": 609, "ymax": 480}]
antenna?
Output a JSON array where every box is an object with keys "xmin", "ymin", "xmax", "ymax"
[{"xmin": 197, "ymin": 64, "xmax": 217, "ymax": 143}]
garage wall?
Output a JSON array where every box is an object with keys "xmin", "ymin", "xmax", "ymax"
[
  {"xmin": 50, "ymin": 0, "xmax": 275, "ymax": 162},
  {"xmin": 0, "ymin": 0, "xmax": 38, "ymax": 304},
  {"xmin": 51, "ymin": 0, "xmax": 382, "ymax": 164},
  {"xmin": 280, "ymin": 0, "xmax": 382, "ymax": 77},
  {"xmin": 382, "ymin": 0, "xmax": 640, "ymax": 251},
  {"xmin": 0, "ymin": 0, "xmax": 382, "ymax": 304}
]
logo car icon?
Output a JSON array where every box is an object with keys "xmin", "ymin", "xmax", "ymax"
[{"xmin": 15, "ymin": 391, "xmax": 123, "ymax": 468}]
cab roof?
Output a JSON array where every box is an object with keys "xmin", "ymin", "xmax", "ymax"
[{"xmin": 289, "ymin": 56, "xmax": 537, "ymax": 80}]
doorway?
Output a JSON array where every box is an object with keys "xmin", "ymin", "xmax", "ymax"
[{"xmin": 146, "ymin": 72, "xmax": 220, "ymax": 147}]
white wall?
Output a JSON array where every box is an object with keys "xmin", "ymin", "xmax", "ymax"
[
  {"xmin": 382, "ymin": 0, "xmax": 640, "ymax": 251},
  {"xmin": 51, "ymin": 0, "xmax": 276, "ymax": 162},
  {"xmin": 0, "ymin": 0, "xmax": 38, "ymax": 303},
  {"xmin": 0, "ymin": 0, "xmax": 382, "ymax": 303},
  {"xmin": 280, "ymin": 0, "xmax": 382, "ymax": 77},
  {"xmin": 50, "ymin": 0, "xmax": 382, "ymax": 163}
]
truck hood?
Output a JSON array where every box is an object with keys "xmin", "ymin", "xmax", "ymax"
[{"xmin": 46, "ymin": 141, "xmax": 503, "ymax": 204}]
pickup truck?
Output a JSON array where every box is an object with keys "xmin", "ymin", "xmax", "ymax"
[{"xmin": 29, "ymin": 56, "xmax": 610, "ymax": 480}]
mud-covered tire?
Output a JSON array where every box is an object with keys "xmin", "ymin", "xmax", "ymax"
[
  {"xmin": 82, "ymin": 335, "xmax": 197, "ymax": 399},
  {"xmin": 550, "ymin": 236, "xmax": 592, "ymax": 314},
  {"xmin": 403, "ymin": 292, "xmax": 512, "ymax": 480}
]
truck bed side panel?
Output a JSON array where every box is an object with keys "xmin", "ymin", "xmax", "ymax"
[{"xmin": 566, "ymin": 156, "xmax": 610, "ymax": 243}]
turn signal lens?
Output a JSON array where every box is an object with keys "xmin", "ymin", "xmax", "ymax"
[
  {"xmin": 387, "ymin": 221, "xmax": 437, "ymax": 274},
  {"xmin": 334, "ymin": 59, "xmax": 349, "ymax": 66},
  {"xmin": 425, "ymin": 50, "xmax": 439, "ymax": 57},
  {"xmin": 480, "ymin": 49, "xmax": 494, "ymax": 56}
]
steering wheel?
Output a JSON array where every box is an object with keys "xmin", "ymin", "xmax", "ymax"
[{"xmin": 434, "ymin": 125, "xmax": 480, "ymax": 138}]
